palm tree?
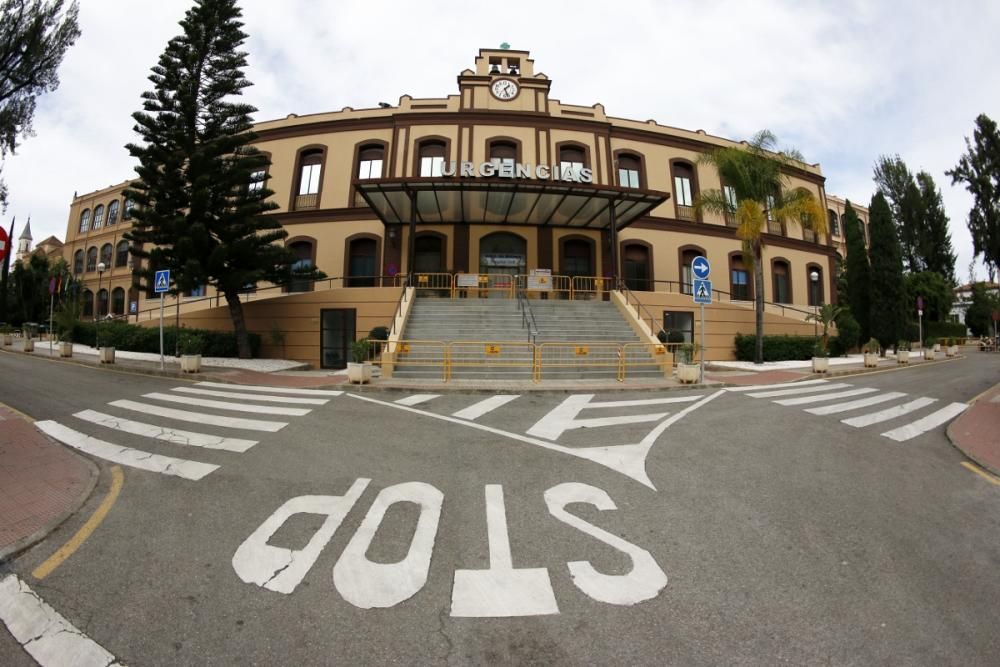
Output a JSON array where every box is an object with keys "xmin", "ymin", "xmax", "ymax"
[
  {"xmin": 806, "ymin": 303, "xmax": 846, "ymax": 356},
  {"xmin": 695, "ymin": 130, "xmax": 827, "ymax": 364}
]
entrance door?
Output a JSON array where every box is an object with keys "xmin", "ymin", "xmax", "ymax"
[
  {"xmin": 479, "ymin": 232, "xmax": 526, "ymax": 276},
  {"xmin": 320, "ymin": 308, "xmax": 356, "ymax": 369}
]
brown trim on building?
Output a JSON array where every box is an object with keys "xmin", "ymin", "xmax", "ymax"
[
  {"xmin": 806, "ymin": 262, "xmax": 824, "ymax": 306},
  {"xmin": 536, "ymin": 227, "xmax": 553, "ymax": 270},
  {"xmin": 411, "ymin": 103, "xmax": 449, "ymax": 109},
  {"xmin": 388, "ymin": 125, "xmax": 400, "ymax": 177},
  {"xmin": 826, "ymin": 255, "xmax": 838, "ymax": 305},
  {"xmin": 677, "ymin": 244, "xmax": 706, "ymax": 289},
  {"xmin": 453, "ymin": 224, "xmax": 470, "ymax": 273},
  {"xmin": 284, "ymin": 235, "xmax": 319, "ymax": 292},
  {"xmin": 630, "ymin": 216, "xmax": 840, "ymax": 257},
  {"xmin": 620, "ymin": 239, "xmax": 655, "ymax": 287},
  {"xmin": 770, "ymin": 256, "xmax": 793, "ymax": 304},
  {"xmin": 612, "ymin": 149, "xmax": 649, "ymax": 190},
  {"xmin": 486, "ymin": 135, "xmax": 523, "ymax": 163},
  {"xmin": 287, "ymin": 144, "xmax": 329, "ymax": 211},
  {"xmin": 728, "ymin": 251, "xmax": 754, "ymax": 302},
  {"xmin": 411, "ymin": 134, "xmax": 452, "ymax": 177},
  {"xmin": 554, "ymin": 140, "xmax": 592, "ymax": 170},
  {"xmin": 558, "ymin": 234, "xmax": 597, "ymax": 276},
  {"xmin": 343, "ymin": 232, "xmax": 384, "ymax": 285},
  {"xmin": 668, "ymin": 158, "xmax": 702, "ymax": 222},
  {"xmin": 348, "ymin": 139, "xmax": 390, "ymax": 206},
  {"xmin": 274, "ymin": 207, "xmax": 380, "ymax": 225}
]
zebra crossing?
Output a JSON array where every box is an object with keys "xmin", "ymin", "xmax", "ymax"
[
  {"xmin": 35, "ymin": 382, "xmax": 342, "ymax": 481},
  {"xmin": 728, "ymin": 379, "xmax": 968, "ymax": 442}
]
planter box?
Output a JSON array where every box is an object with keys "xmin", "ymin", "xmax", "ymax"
[
  {"xmin": 347, "ymin": 362, "xmax": 373, "ymax": 384},
  {"xmin": 181, "ymin": 354, "xmax": 202, "ymax": 373},
  {"xmin": 863, "ymin": 353, "xmax": 879, "ymax": 368},
  {"xmin": 812, "ymin": 357, "xmax": 830, "ymax": 373},
  {"xmin": 99, "ymin": 347, "xmax": 116, "ymax": 364},
  {"xmin": 897, "ymin": 351, "xmax": 910, "ymax": 364},
  {"xmin": 23, "ymin": 338, "xmax": 34, "ymax": 352},
  {"xmin": 59, "ymin": 342, "xmax": 73, "ymax": 357},
  {"xmin": 676, "ymin": 363, "xmax": 700, "ymax": 384},
  {"xmin": 923, "ymin": 349, "xmax": 935, "ymax": 361},
  {"xmin": 1, "ymin": 334, "xmax": 11, "ymax": 346},
  {"xmin": 933, "ymin": 344, "xmax": 941, "ymax": 352},
  {"xmin": 946, "ymin": 345, "xmax": 958, "ymax": 357}
]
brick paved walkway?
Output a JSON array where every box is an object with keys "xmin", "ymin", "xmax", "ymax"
[
  {"xmin": 947, "ymin": 384, "xmax": 1000, "ymax": 476},
  {"xmin": 0, "ymin": 405, "xmax": 97, "ymax": 559}
]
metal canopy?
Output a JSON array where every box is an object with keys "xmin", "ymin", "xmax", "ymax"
[{"xmin": 355, "ymin": 178, "xmax": 670, "ymax": 230}]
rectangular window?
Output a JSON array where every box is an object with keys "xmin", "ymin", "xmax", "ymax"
[
  {"xmin": 299, "ymin": 164, "xmax": 321, "ymax": 195},
  {"xmin": 358, "ymin": 159, "xmax": 383, "ymax": 180},
  {"xmin": 663, "ymin": 311, "xmax": 695, "ymax": 344},
  {"xmin": 674, "ymin": 177, "xmax": 693, "ymax": 206},
  {"xmin": 248, "ymin": 169, "xmax": 266, "ymax": 192},
  {"xmin": 681, "ymin": 264, "xmax": 693, "ymax": 295},
  {"xmin": 724, "ymin": 185, "xmax": 737, "ymax": 210},
  {"xmin": 731, "ymin": 269, "xmax": 750, "ymax": 301},
  {"xmin": 774, "ymin": 274, "xmax": 789, "ymax": 303},
  {"xmin": 115, "ymin": 246, "xmax": 129, "ymax": 267},
  {"xmin": 123, "ymin": 199, "xmax": 134, "ymax": 221},
  {"xmin": 420, "ymin": 156, "xmax": 444, "ymax": 177},
  {"xmin": 765, "ymin": 194, "xmax": 776, "ymax": 221},
  {"xmin": 618, "ymin": 168, "xmax": 640, "ymax": 188}
]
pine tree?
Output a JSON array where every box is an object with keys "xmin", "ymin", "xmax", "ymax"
[
  {"xmin": 124, "ymin": 0, "xmax": 319, "ymax": 358},
  {"xmin": 868, "ymin": 192, "xmax": 908, "ymax": 350},
  {"xmin": 0, "ymin": 0, "xmax": 80, "ymax": 209},
  {"xmin": 915, "ymin": 171, "xmax": 956, "ymax": 283},
  {"xmin": 947, "ymin": 114, "xmax": 1000, "ymax": 277},
  {"xmin": 842, "ymin": 202, "xmax": 871, "ymax": 341}
]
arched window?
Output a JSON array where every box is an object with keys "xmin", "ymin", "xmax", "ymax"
[
  {"xmin": 106, "ymin": 200, "xmax": 120, "ymax": 226},
  {"xmin": 489, "ymin": 140, "xmax": 518, "ymax": 169},
  {"xmin": 722, "ymin": 180, "xmax": 738, "ymax": 227},
  {"xmin": 679, "ymin": 247, "xmax": 705, "ymax": 295},
  {"xmin": 115, "ymin": 240, "xmax": 130, "ymax": 267},
  {"xmin": 413, "ymin": 234, "xmax": 444, "ymax": 273},
  {"xmin": 479, "ymin": 232, "xmax": 526, "ymax": 276},
  {"xmin": 79, "ymin": 209, "xmax": 91, "ymax": 233},
  {"xmin": 828, "ymin": 209, "xmax": 840, "ymax": 237},
  {"xmin": 807, "ymin": 265, "xmax": 824, "ymax": 306},
  {"xmin": 73, "ymin": 249, "xmax": 84, "ymax": 274},
  {"xmin": 418, "ymin": 140, "xmax": 446, "ymax": 177},
  {"xmin": 82, "ymin": 290, "xmax": 94, "ymax": 317},
  {"xmin": 772, "ymin": 259, "xmax": 791, "ymax": 304},
  {"xmin": 558, "ymin": 144, "xmax": 587, "ymax": 180},
  {"xmin": 671, "ymin": 161, "xmax": 697, "ymax": 220},
  {"xmin": 622, "ymin": 243, "xmax": 651, "ymax": 291},
  {"xmin": 100, "ymin": 243, "xmax": 113, "ymax": 268},
  {"xmin": 561, "ymin": 237, "xmax": 594, "ymax": 278},
  {"xmin": 96, "ymin": 289, "xmax": 109, "ymax": 317},
  {"xmin": 294, "ymin": 148, "xmax": 324, "ymax": 210},
  {"xmin": 617, "ymin": 153, "xmax": 641, "ymax": 189},
  {"xmin": 123, "ymin": 198, "xmax": 134, "ymax": 221},
  {"xmin": 354, "ymin": 143, "xmax": 385, "ymax": 206},
  {"xmin": 288, "ymin": 240, "xmax": 315, "ymax": 292},
  {"xmin": 347, "ymin": 237, "xmax": 378, "ymax": 287},
  {"xmin": 111, "ymin": 287, "xmax": 125, "ymax": 315},
  {"xmin": 92, "ymin": 204, "xmax": 105, "ymax": 230},
  {"xmin": 86, "ymin": 247, "xmax": 98, "ymax": 272},
  {"xmin": 730, "ymin": 254, "xmax": 752, "ymax": 301}
]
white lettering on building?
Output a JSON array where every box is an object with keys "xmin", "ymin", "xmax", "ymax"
[{"xmin": 439, "ymin": 160, "xmax": 593, "ymax": 183}]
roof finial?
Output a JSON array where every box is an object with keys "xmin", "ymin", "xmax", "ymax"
[{"xmin": 500, "ymin": 42, "xmax": 510, "ymax": 50}]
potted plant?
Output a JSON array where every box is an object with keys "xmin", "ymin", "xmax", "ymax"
[
  {"xmin": 923, "ymin": 338, "xmax": 936, "ymax": 360},
  {"xmin": 347, "ymin": 338, "xmax": 373, "ymax": 384},
  {"xmin": 1, "ymin": 324, "xmax": 12, "ymax": 347},
  {"xmin": 862, "ymin": 337, "xmax": 880, "ymax": 368},
  {"xmin": 946, "ymin": 337, "xmax": 959, "ymax": 357},
  {"xmin": 675, "ymin": 342, "xmax": 701, "ymax": 384},
  {"xmin": 896, "ymin": 340, "xmax": 911, "ymax": 364},
  {"xmin": 54, "ymin": 300, "xmax": 81, "ymax": 358},
  {"xmin": 811, "ymin": 340, "xmax": 830, "ymax": 373},
  {"xmin": 179, "ymin": 332, "xmax": 204, "ymax": 373},
  {"xmin": 806, "ymin": 304, "xmax": 844, "ymax": 373}
]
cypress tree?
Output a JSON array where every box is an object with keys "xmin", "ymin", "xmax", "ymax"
[
  {"xmin": 868, "ymin": 192, "xmax": 908, "ymax": 351},
  {"xmin": 842, "ymin": 201, "xmax": 871, "ymax": 341},
  {"xmin": 915, "ymin": 171, "xmax": 956, "ymax": 283},
  {"xmin": 124, "ymin": 0, "xmax": 319, "ymax": 358},
  {"xmin": 947, "ymin": 114, "xmax": 1000, "ymax": 277}
]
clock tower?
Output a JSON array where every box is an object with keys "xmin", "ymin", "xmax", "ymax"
[{"xmin": 457, "ymin": 47, "xmax": 552, "ymax": 113}]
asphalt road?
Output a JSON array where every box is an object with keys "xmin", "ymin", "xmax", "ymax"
[{"xmin": 1, "ymin": 351, "xmax": 998, "ymax": 665}]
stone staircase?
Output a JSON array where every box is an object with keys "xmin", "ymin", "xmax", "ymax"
[{"xmin": 391, "ymin": 297, "xmax": 666, "ymax": 380}]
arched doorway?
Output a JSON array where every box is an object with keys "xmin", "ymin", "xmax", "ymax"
[
  {"xmin": 413, "ymin": 234, "xmax": 445, "ymax": 273},
  {"xmin": 561, "ymin": 237, "xmax": 594, "ymax": 278},
  {"xmin": 622, "ymin": 243, "xmax": 651, "ymax": 291},
  {"xmin": 479, "ymin": 232, "xmax": 526, "ymax": 276},
  {"xmin": 347, "ymin": 237, "xmax": 378, "ymax": 287}
]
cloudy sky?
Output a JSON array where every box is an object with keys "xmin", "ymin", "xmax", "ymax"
[{"xmin": 3, "ymin": 0, "xmax": 999, "ymax": 280}]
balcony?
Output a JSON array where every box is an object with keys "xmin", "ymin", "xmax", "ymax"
[
  {"xmin": 294, "ymin": 193, "xmax": 319, "ymax": 211},
  {"xmin": 724, "ymin": 212, "xmax": 738, "ymax": 228},
  {"xmin": 676, "ymin": 205, "xmax": 696, "ymax": 222},
  {"xmin": 767, "ymin": 221, "xmax": 783, "ymax": 236},
  {"xmin": 803, "ymin": 229, "xmax": 816, "ymax": 243}
]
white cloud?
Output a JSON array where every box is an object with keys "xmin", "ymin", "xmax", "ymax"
[{"xmin": 4, "ymin": 0, "xmax": 998, "ymax": 279}]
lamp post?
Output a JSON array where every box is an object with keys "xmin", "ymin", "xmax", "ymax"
[
  {"xmin": 96, "ymin": 261, "xmax": 106, "ymax": 348},
  {"xmin": 809, "ymin": 270, "xmax": 819, "ymax": 340}
]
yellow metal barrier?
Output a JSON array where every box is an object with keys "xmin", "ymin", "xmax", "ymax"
[
  {"xmin": 536, "ymin": 342, "xmax": 624, "ymax": 382},
  {"xmin": 411, "ymin": 273, "xmax": 453, "ymax": 296},
  {"xmin": 516, "ymin": 274, "xmax": 573, "ymax": 299},
  {"xmin": 621, "ymin": 342, "xmax": 674, "ymax": 380},
  {"xmin": 452, "ymin": 273, "xmax": 515, "ymax": 298},
  {"xmin": 571, "ymin": 276, "xmax": 610, "ymax": 300},
  {"xmin": 371, "ymin": 339, "xmax": 449, "ymax": 381},
  {"xmin": 447, "ymin": 341, "xmax": 535, "ymax": 380}
]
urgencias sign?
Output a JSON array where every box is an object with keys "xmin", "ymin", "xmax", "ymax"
[{"xmin": 439, "ymin": 160, "xmax": 594, "ymax": 183}]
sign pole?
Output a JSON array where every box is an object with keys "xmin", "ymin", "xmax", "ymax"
[
  {"xmin": 699, "ymin": 303, "xmax": 705, "ymax": 383},
  {"xmin": 49, "ymin": 291, "xmax": 54, "ymax": 354},
  {"xmin": 159, "ymin": 293, "xmax": 165, "ymax": 370}
]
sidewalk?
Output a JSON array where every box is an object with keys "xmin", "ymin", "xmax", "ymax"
[{"xmin": 947, "ymin": 383, "xmax": 1000, "ymax": 476}]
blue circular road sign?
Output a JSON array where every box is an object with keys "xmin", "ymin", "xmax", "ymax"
[{"xmin": 692, "ymin": 256, "xmax": 711, "ymax": 280}]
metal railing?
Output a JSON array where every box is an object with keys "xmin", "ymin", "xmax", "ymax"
[
  {"xmin": 516, "ymin": 288, "xmax": 539, "ymax": 343},
  {"xmin": 451, "ymin": 273, "xmax": 515, "ymax": 298},
  {"xmin": 620, "ymin": 285, "xmax": 668, "ymax": 340}
]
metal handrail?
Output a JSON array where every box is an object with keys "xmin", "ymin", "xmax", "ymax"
[
  {"xmin": 652, "ymin": 279, "xmax": 815, "ymax": 319},
  {"xmin": 516, "ymin": 288, "xmax": 539, "ymax": 343},
  {"xmin": 388, "ymin": 277, "xmax": 410, "ymax": 339},
  {"xmin": 620, "ymin": 285, "xmax": 668, "ymax": 340}
]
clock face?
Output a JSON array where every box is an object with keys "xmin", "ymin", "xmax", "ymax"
[{"xmin": 490, "ymin": 78, "xmax": 519, "ymax": 100}]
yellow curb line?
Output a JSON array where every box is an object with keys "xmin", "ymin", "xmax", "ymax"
[
  {"xmin": 966, "ymin": 382, "xmax": 1000, "ymax": 406},
  {"xmin": 0, "ymin": 401, "xmax": 36, "ymax": 423},
  {"xmin": 32, "ymin": 466, "xmax": 124, "ymax": 580},
  {"xmin": 961, "ymin": 461, "xmax": 1000, "ymax": 486}
]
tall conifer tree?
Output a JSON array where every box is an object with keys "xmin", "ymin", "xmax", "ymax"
[
  {"xmin": 867, "ymin": 192, "xmax": 908, "ymax": 350},
  {"xmin": 947, "ymin": 113, "xmax": 1000, "ymax": 277},
  {"xmin": 842, "ymin": 201, "xmax": 871, "ymax": 341},
  {"xmin": 124, "ymin": 0, "xmax": 318, "ymax": 358},
  {"xmin": 915, "ymin": 171, "xmax": 956, "ymax": 283}
]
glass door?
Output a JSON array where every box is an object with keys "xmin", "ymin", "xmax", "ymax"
[{"xmin": 320, "ymin": 308, "xmax": 356, "ymax": 369}]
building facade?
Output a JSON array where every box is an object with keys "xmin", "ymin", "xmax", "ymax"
[{"xmin": 60, "ymin": 48, "xmax": 847, "ymax": 366}]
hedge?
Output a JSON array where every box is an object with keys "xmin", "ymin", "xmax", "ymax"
[
  {"xmin": 734, "ymin": 334, "xmax": 817, "ymax": 361},
  {"xmin": 925, "ymin": 321, "xmax": 967, "ymax": 340},
  {"xmin": 69, "ymin": 321, "xmax": 261, "ymax": 357}
]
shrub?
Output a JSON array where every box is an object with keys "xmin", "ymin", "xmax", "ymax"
[
  {"xmin": 666, "ymin": 330, "xmax": 685, "ymax": 344},
  {"xmin": 925, "ymin": 321, "xmax": 967, "ymax": 340},
  {"xmin": 368, "ymin": 326, "xmax": 390, "ymax": 341},
  {"xmin": 70, "ymin": 321, "xmax": 260, "ymax": 357},
  {"xmin": 834, "ymin": 311, "xmax": 860, "ymax": 353},
  {"xmin": 734, "ymin": 334, "xmax": 816, "ymax": 361}
]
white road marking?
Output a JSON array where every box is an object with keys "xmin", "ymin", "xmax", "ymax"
[
  {"xmin": 348, "ymin": 390, "xmax": 726, "ymax": 489},
  {"xmin": 196, "ymin": 381, "xmax": 343, "ymax": 396},
  {"xmin": 36, "ymin": 420, "xmax": 218, "ymax": 480},
  {"xmin": 725, "ymin": 378, "xmax": 830, "ymax": 392},
  {"xmin": 526, "ymin": 393, "xmax": 699, "ymax": 441},
  {"xmin": 841, "ymin": 397, "xmax": 938, "ymax": 428},
  {"xmin": 451, "ymin": 484, "xmax": 559, "ymax": 617},
  {"xmin": 395, "ymin": 394, "xmax": 440, "ymax": 406},
  {"xmin": 747, "ymin": 383, "xmax": 852, "ymax": 398},
  {"xmin": 586, "ymin": 396, "xmax": 705, "ymax": 408},
  {"xmin": 451, "ymin": 394, "xmax": 520, "ymax": 420},
  {"xmin": 805, "ymin": 392, "xmax": 908, "ymax": 416},
  {"xmin": 881, "ymin": 402, "xmax": 969, "ymax": 442},
  {"xmin": 773, "ymin": 387, "xmax": 879, "ymax": 406},
  {"xmin": 170, "ymin": 386, "xmax": 329, "ymax": 405},
  {"xmin": 74, "ymin": 409, "xmax": 258, "ymax": 452},
  {"xmin": 0, "ymin": 575, "xmax": 123, "ymax": 667},
  {"xmin": 142, "ymin": 392, "xmax": 311, "ymax": 416},
  {"xmin": 109, "ymin": 399, "xmax": 287, "ymax": 432}
]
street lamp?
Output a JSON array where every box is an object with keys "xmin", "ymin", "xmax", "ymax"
[
  {"xmin": 809, "ymin": 270, "xmax": 820, "ymax": 340},
  {"xmin": 96, "ymin": 261, "xmax": 106, "ymax": 348}
]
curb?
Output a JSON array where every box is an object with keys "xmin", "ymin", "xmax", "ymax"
[{"xmin": 946, "ymin": 381, "xmax": 1000, "ymax": 478}]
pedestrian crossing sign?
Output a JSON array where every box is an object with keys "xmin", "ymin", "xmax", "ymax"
[
  {"xmin": 693, "ymin": 278, "xmax": 712, "ymax": 304},
  {"xmin": 154, "ymin": 269, "xmax": 171, "ymax": 294}
]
